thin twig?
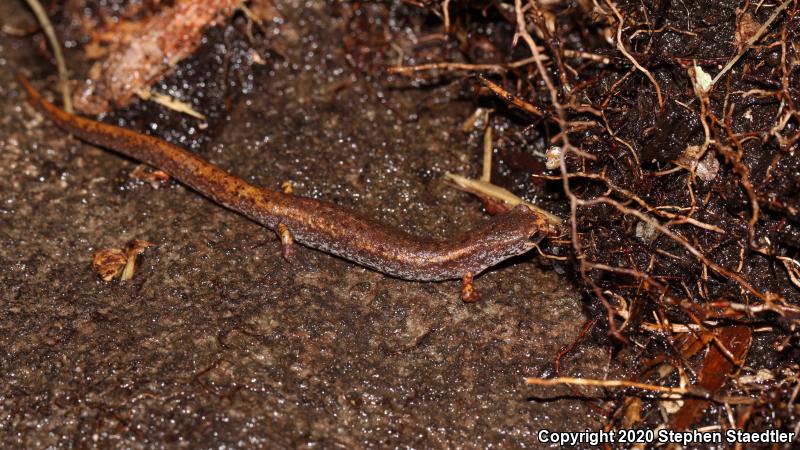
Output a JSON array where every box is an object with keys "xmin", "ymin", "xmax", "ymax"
[
  {"xmin": 606, "ymin": 0, "xmax": 664, "ymax": 108},
  {"xmin": 586, "ymin": 196, "xmax": 770, "ymax": 302},
  {"xmin": 477, "ymin": 75, "xmax": 544, "ymax": 117},
  {"xmin": 137, "ymin": 89, "xmax": 207, "ymax": 120},
  {"xmin": 444, "ymin": 172, "xmax": 562, "ymax": 227},
  {"xmin": 515, "ymin": 0, "xmax": 625, "ymax": 340},
  {"xmin": 710, "ymin": 0, "xmax": 793, "ymax": 88},
  {"xmin": 443, "ymin": 0, "xmax": 451, "ymax": 34},
  {"xmin": 24, "ymin": 0, "xmax": 72, "ymax": 113},
  {"xmin": 387, "ymin": 54, "xmax": 548, "ymax": 75},
  {"xmin": 525, "ymin": 376, "xmax": 691, "ymax": 397},
  {"xmin": 481, "ymin": 124, "xmax": 493, "ymax": 182},
  {"xmin": 533, "ymin": 171, "xmax": 725, "ymax": 234}
]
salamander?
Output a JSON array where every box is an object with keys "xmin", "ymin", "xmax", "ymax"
[{"xmin": 19, "ymin": 76, "xmax": 546, "ymax": 301}]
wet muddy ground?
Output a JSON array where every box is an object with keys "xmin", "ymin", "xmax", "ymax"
[{"xmin": 0, "ymin": 1, "xmax": 611, "ymax": 447}]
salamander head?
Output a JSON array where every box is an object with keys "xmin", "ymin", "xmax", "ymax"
[
  {"xmin": 483, "ymin": 204, "xmax": 546, "ymax": 260},
  {"xmin": 439, "ymin": 203, "xmax": 550, "ymax": 280}
]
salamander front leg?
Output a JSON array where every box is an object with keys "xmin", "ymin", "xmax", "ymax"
[
  {"xmin": 276, "ymin": 223, "xmax": 296, "ymax": 262},
  {"xmin": 461, "ymin": 272, "xmax": 480, "ymax": 302}
]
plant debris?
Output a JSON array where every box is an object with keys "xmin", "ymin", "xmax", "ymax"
[
  {"xmin": 129, "ymin": 164, "xmax": 171, "ymax": 189},
  {"xmin": 91, "ymin": 247, "xmax": 127, "ymax": 281},
  {"xmin": 92, "ymin": 239, "xmax": 155, "ymax": 281},
  {"xmin": 71, "ymin": 0, "xmax": 241, "ymax": 114},
  {"xmin": 386, "ymin": 0, "xmax": 800, "ymax": 439}
]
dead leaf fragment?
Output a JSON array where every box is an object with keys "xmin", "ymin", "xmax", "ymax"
[
  {"xmin": 73, "ymin": 0, "xmax": 240, "ymax": 114},
  {"xmin": 696, "ymin": 151, "xmax": 720, "ymax": 182},
  {"xmin": 130, "ymin": 164, "xmax": 171, "ymax": 189},
  {"xmin": 668, "ymin": 326, "xmax": 752, "ymax": 430},
  {"xmin": 92, "ymin": 239, "xmax": 156, "ymax": 282},
  {"xmin": 92, "ymin": 248, "xmax": 127, "ymax": 281},
  {"xmin": 735, "ymin": 12, "xmax": 761, "ymax": 49},
  {"xmin": 676, "ymin": 146, "xmax": 719, "ymax": 182}
]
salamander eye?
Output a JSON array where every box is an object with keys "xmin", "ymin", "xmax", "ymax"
[{"xmin": 525, "ymin": 232, "xmax": 543, "ymax": 250}]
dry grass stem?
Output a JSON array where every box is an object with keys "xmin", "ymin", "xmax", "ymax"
[
  {"xmin": 444, "ymin": 172, "xmax": 562, "ymax": 227},
  {"xmin": 24, "ymin": 0, "xmax": 72, "ymax": 113}
]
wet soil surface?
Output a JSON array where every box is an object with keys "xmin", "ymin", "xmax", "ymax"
[{"xmin": 1, "ymin": 1, "xmax": 610, "ymax": 447}]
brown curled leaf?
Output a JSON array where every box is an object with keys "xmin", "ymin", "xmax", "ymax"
[
  {"xmin": 91, "ymin": 240, "xmax": 155, "ymax": 282},
  {"xmin": 92, "ymin": 248, "xmax": 127, "ymax": 281}
]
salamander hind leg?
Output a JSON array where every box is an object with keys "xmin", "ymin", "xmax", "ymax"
[
  {"xmin": 461, "ymin": 272, "xmax": 481, "ymax": 303},
  {"xmin": 276, "ymin": 223, "xmax": 296, "ymax": 262}
]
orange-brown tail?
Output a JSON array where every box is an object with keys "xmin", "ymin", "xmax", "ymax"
[{"xmin": 17, "ymin": 75, "xmax": 271, "ymax": 216}]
